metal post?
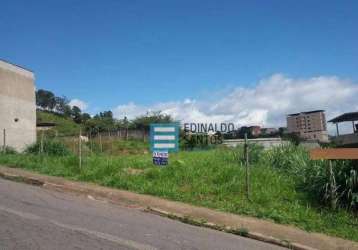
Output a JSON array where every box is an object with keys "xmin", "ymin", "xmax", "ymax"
[
  {"xmin": 336, "ymin": 123, "xmax": 339, "ymax": 136},
  {"xmin": 40, "ymin": 130, "xmax": 44, "ymax": 154},
  {"xmin": 2, "ymin": 129, "xmax": 6, "ymax": 153},
  {"xmin": 79, "ymin": 129, "xmax": 82, "ymax": 170},
  {"xmin": 244, "ymin": 133, "xmax": 250, "ymax": 200},
  {"xmin": 88, "ymin": 130, "xmax": 92, "ymax": 153},
  {"xmin": 126, "ymin": 125, "xmax": 129, "ymax": 141},
  {"xmin": 353, "ymin": 121, "xmax": 355, "ymax": 133},
  {"xmin": 99, "ymin": 132, "xmax": 103, "ymax": 153}
]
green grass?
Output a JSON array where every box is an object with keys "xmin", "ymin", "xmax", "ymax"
[
  {"xmin": 0, "ymin": 148, "xmax": 357, "ymax": 241},
  {"xmin": 87, "ymin": 138, "xmax": 149, "ymax": 155},
  {"xmin": 37, "ymin": 110, "xmax": 81, "ymax": 136}
]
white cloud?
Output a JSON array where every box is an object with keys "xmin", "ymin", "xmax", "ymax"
[
  {"xmin": 114, "ymin": 102, "xmax": 149, "ymax": 120},
  {"xmin": 112, "ymin": 74, "xmax": 358, "ymax": 134},
  {"xmin": 69, "ymin": 99, "xmax": 88, "ymax": 111}
]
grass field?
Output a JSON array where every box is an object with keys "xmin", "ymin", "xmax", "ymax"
[
  {"xmin": 37, "ymin": 110, "xmax": 81, "ymax": 136},
  {"xmin": 0, "ymin": 145, "xmax": 357, "ymax": 241}
]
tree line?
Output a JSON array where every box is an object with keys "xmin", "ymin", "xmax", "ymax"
[{"xmin": 36, "ymin": 89, "xmax": 173, "ymax": 134}]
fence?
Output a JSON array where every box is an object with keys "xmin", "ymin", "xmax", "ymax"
[{"xmin": 1, "ymin": 127, "xmax": 150, "ymax": 154}]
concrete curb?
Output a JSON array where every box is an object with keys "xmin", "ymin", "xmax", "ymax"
[
  {"xmin": 145, "ymin": 207, "xmax": 317, "ymax": 250},
  {"xmin": 0, "ymin": 166, "xmax": 356, "ymax": 250},
  {"xmin": 0, "ymin": 171, "xmax": 44, "ymax": 186}
]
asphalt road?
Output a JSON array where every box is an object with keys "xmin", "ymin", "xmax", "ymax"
[{"xmin": 0, "ymin": 179, "xmax": 285, "ymax": 250}]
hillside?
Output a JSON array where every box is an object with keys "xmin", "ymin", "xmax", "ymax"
[{"xmin": 37, "ymin": 110, "xmax": 81, "ymax": 136}]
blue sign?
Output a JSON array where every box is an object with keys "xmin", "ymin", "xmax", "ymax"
[
  {"xmin": 153, "ymin": 151, "xmax": 169, "ymax": 166},
  {"xmin": 150, "ymin": 123, "xmax": 179, "ymax": 153}
]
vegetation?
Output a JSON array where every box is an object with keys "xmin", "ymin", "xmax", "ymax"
[
  {"xmin": 0, "ymin": 144, "xmax": 357, "ymax": 241},
  {"xmin": 23, "ymin": 88, "xmax": 357, "ymax": 240},
  {"xmin": 36, "ymin": 89, "xmax": 91, "ymax": 124},
  {"xmin": 88, "ymin": 139, "xmax": 149, "ymax": 155},
  {"xmin": 25, "ymin": 140, "xmax": 72, "ymax": 156},
  {"xmin": 36, "ymin": 89, "xmax": 175, "ymax": 136},
  {"xmin": 37, "ymin": 111, "xmax": 81, "ymax": 136},
  {"xmin": 0, "ymin": 146, "xmax": 17, "ymax": 155},
  {"xmin": 264, "ymin": 146, "xmax": 357, "ymax": 210}
]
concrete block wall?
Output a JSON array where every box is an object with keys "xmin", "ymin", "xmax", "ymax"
[{"xmin": 0, "ymin": 60, "xmax": 36, "ymax": 151}]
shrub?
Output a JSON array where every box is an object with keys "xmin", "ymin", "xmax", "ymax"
[
  {"xmin": 1, "ymin": 146, "xmax": 17, "ymax": 155},
  {"xmin": 262, "ymin": 145, "xmax": 358, "ymax": 210},
  {"xmin": 26, "ymin": 140, "xmax": 71, "ymax": 156},
  {"xmin": 232, "ymin": 144, "xmax": 264, "ymax": 165}
]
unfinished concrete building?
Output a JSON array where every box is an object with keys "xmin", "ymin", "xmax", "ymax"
[
  {"xmin": 0, "ymin": 59, "xmax": 36, "ymax": 151},
  {"xmin": 287, "ymin": 110, "xmax": 329, "ymax": 142}
]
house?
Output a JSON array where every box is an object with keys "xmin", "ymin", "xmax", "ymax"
[
  {"xmin": 0, "ymin": 59, "xmax": 36, "ymax": 151},
  {"xmin": 287, "ymin": 110, "xmax": 329, "ymax": 142},
  {"xmin": 328, "ymin": 112, "xmax": 358, "ymax": 147},
  {"xmin": 238, "ymin": 126, "xmax": 262, "ymax": 138},
  {"xmin": 249, "ymin": 126, "xmax": 261, "ymax": 137}
]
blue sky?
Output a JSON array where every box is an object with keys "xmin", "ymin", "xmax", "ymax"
[{"xmin": 1, "ymin": 0, "xmax": 358, "ymax": 129}]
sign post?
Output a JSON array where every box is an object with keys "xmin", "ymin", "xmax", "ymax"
[
  {"xmin": 310, "ymin": 148, "xmax": 358, "ymax": 209},
  {"xmin": 150, "ymin": 123, "xmax": 179, "ymax": 166}
]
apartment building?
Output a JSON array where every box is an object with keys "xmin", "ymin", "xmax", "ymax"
[
  {"xmin": 0, "ymin": 59, "xmax": 36, "ymax": 151},
  {"xmin": 287, "ymin": 110, "xmax": 328, "ymax": 142}
]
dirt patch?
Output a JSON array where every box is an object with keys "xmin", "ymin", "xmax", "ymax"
[{"xmin": 123, "ymin": 168, "xmax": 145, "ymax": 175}]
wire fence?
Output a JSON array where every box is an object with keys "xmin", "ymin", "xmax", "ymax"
[
  {"xmin": 1, "ymin": 127, "xmax": 253, "ymax": 199},
  {"xmin": 1, "ymin": 127, "xmax": 150, "ymax": 155}
]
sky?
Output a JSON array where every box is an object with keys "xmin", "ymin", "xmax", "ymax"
[{"xmin": 1, "ymin": 0, "xmax": 358, "ymax": 133}]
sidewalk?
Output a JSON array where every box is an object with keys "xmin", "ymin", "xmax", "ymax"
[{"xmin": 0, "ymin": 165, "xmax": 357, "ymax": 250}]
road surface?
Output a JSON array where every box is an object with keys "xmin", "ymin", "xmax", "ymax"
[{"xmin": 0, "ymin": 178, "xmax": 285, "ymax": 250}]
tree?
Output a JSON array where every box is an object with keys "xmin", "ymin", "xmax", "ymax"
[
  {"xmin": 81, "ymin": 113, "xmax": 91, "ymax": 123},
  {"xmin": 99, "ymin": 111, "xmax": 113, "ymax": 119},
  {"xmin": 36, "ymin": 89, "xmax": 56, "ymax": 110},
  {"xmin": 71, "ymin": 106, "xmax": 82, "ymax": 124},
  {"xmin": 63, "ymin": 105, "xmax": 72, "ymax": 118},
  {"xmin": 238, "ymin": 126, "xmax": 251, "ymax": 138},
  {"xmin": 132, "ymin": 111, "xmax": 173, "ymax": 131},
  {"xmin": 54, "ymin": 96, "xmax": 70, "ymax": 114},
  {"xmin": 84, "ymin": 111, "xmax": 116, "ymax": 133}
]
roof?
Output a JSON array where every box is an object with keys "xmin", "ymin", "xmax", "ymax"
[
  {"xmin": 36, "ymin": 122, "xmax": 56, "ymax": 127},
  {"xmin": 287, "ymin": 110, "xmax": 325, "ymax": 117},
  {"xmin": 328, "ymin": 112, "xmax": 358, "ymax": 123}
]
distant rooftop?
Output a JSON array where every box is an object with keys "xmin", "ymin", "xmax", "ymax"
[
  {"xmin": 328, "ymin": 112, "xmax": 358, "ymax": 123},
  {"xmin": 287, "ymin": 110, "xmax": 325, "ymax": 117}
]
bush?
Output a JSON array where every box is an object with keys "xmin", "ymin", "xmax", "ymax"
[
  {"xmin": 26, "ymin": 140, "xmax": 71, "ymax": 156},
  {"xmin": 1, "ymin": 146, "xmax": 17, "ymax": 155},
  {"xmin": 262, "ymin": 145, "xmax": 358, "ymax": 210}
]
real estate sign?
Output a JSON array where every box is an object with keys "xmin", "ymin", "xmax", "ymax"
[
  {"xmin": 152, "ymin": 151, "xmax": 169, "ymax": 166},
  {"xmin": 150, "ymin": 123, "xmax": 179, "ymax": 153}
]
